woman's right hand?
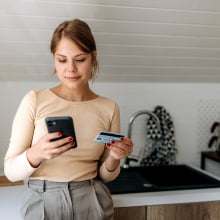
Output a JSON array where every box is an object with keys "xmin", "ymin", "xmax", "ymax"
[{"xmin": 26, "ymin": 132, "xmax": 75, "ymax": 168}]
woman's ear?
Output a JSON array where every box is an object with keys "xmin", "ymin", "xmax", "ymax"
[
  {"xmin": 90, "ymin": 51, "xmax": 99, "ymax": 81},
  {"xmin": 92, "ymin": 51, "xmax": 97, "ymax": 64}
]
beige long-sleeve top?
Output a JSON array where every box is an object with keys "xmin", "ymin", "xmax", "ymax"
[{"xmin": 4, "ymin": 89, "xmax": 121, "ymax": 183}]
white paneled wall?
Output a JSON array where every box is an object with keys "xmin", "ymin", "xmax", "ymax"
[
  {"xmin": 1, "ymin": 0, "xmax": 220, "ymax": 174},
  {"xmin": 1, "ymin": 0, "xmax": 220, "ymax": 82},
  {"xmin": 1, "ymin": 81, "xmax": 220, "ymax": 175}
]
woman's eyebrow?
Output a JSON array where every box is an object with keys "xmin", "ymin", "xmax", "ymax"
[
  {"xmin": 55, "ymin": 54, "xmax": 65, "ymax": 57},
  {"xmin": 55, "ymin": 53, "xmax": 88, "ymax": 58},
  {"xmin": 74, "ymin": 53, "xmax": 88, "ymax": 57}
]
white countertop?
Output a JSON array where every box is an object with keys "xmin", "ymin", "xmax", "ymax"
[
  {"xmin": 1, "ymin": 184, "xmax": 220, "ymax": 219},
  {"xmin": 112, "ymin": 187, "xmax": 220, "ymax": 207}
]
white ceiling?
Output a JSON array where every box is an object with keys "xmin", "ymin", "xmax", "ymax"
[{"xmin": 1, "ymin": 0, "xmax": 220, "ymax": 82}]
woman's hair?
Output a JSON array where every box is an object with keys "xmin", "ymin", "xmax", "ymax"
[{"xmin": 50, "ymin": 19, "xmax": 99, "ymax": 80}]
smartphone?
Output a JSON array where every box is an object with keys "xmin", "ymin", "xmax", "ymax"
[{"xmin": 45, "ymin": 116, "xmax": 77, "ymax": 148}]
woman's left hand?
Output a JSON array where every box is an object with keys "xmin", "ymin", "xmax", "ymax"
[{"xmin": 107, "ymin": 137, "xmax": 133, "ymax": 160}]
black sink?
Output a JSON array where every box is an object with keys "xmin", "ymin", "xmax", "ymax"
[{"xmin": 106, "ymin": 164, "xmax": 220, "ymax": 194}]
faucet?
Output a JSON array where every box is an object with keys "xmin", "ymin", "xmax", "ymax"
[{"xmin": 123, "ymin": 110, "xmax": 161, "ymax": 168}]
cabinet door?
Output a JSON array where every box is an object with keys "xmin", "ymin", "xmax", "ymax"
[
  {"xmin": 147, "ymin": 201, "xmax": 220, "ymax": 220},
  {"xmin": 114, "ymin": 206, "xmax": 146, "ymax": 220},
  {"xmin": 205, "ymin": 158, "xmax": 220, "ymax": 177}
]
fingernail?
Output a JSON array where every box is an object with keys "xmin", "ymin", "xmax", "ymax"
[
  {"xmin": 111, "ymin": 140, "xmax": 115, "ymax": 144},
  {"xmin": 68, "ymin": 137, "xmax": 73, "ymax": 141},
  {"xmin": 106, "ymin": 143, "xmax": 111, "ymax": 148},
  {"xmin": 58, "ymin": 132, "xmax": 62, "ymax": 136},
  {"xmin": 120, "ymin": 137, "xmax": 124, "ymax": 141}
]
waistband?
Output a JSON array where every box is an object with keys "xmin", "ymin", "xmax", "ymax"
[{"xmin": 27, "ymin": 179, "xmax": 94, "ymax": 193}]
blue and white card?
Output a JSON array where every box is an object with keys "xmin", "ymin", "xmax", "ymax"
[{"xmin": 94, "ymin": 131, "xmax": 124, "ymax": 143}]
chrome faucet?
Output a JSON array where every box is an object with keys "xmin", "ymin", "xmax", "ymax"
[{"xmin": 123, "ymin": 110, "xmax": 161, "ymax": 168}]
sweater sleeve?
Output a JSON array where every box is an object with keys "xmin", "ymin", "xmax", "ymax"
[
  {"xmin": 98, "ymin": 102, "xmax": 121, "ymax": 183},
  {"xmin": 4, "ymin": 91, "xmax": 38, "ymax": 182}
]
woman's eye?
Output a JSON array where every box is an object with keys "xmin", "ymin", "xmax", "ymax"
[
  {"xmin": 58, "ymin": 59, "xmax": 66, "ymax": 63},
  {"xmin": 75, "ymin": 59, "xmax": 85, "ymax": 63}
]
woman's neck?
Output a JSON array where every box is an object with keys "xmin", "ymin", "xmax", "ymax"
[{"xmin": 51, "ymin": 84, "xmax": 98, "ymax": 102}]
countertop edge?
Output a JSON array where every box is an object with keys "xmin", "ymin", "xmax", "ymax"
[
  {"xmin": 1, "ymin": 184, "xmax": 220, "ymax": 208},
  {"xmin": 0, "ymin": 176, "xmax": 23, "ymax": 186},
  {"xmin": 112, "ymin": 187, "xmax": 220, "ymax": 207}
]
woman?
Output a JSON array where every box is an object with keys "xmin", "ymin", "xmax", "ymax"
[{"xmin": 4, "ymin": 19, "xmax": 133, "ymax": 220}]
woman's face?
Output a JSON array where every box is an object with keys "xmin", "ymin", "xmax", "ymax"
[{"xmin": 54, "ymin": 37, "xmax": 94, "ymax": 89}]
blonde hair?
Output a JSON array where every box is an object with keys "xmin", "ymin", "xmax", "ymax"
[{"xmin": 50, "ymin": 19, "xmax": 99, "ymax": 80}]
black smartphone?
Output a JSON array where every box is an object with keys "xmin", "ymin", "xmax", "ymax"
[{"xmin": 45, "ymin": 116, "xmax": 77, "ymax": 148}]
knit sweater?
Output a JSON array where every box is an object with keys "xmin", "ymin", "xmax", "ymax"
[{"xmin": 4, "ymin": 89, "xmax": 121, "ymax": 183}]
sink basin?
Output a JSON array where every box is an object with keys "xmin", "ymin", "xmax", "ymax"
[{"xmin": 106, "ymin": 164, "xmax": 220, "ymax": 194}]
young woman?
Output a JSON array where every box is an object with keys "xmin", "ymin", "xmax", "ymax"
[{"xmin": 4, "ymin": 19, "xmax": 133, "ymax": 220}]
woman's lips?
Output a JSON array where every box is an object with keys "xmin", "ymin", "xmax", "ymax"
[{"xmin": 65, "ymin": 76, "xmax": 80, "ymax": 80}]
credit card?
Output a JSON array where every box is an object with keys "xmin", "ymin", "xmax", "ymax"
[{"xmin": 94, "ymin": 131, "xmax": 124, "ymax": 143}]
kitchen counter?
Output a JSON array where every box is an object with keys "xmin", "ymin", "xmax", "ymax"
[
  {"xmin": 0, "ymin": 176, "xmax": 23, "ymax": 186},
  {"xmin": 112, "ymin": 165, "xmax": 220, "ymax": 207},
  {"xmin": 1, "ymin": 184, "xmax": 220, "ymax": 219},
  {"xmin": 113, "ymin": 187, "xmax": 220, "ymax": 207}
]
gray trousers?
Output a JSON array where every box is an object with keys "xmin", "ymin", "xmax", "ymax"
[{"xmin": 21, "ymin": 179, "xmax": 114, "ymax": 220}]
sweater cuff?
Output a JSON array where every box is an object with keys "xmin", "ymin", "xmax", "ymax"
[
  {"xmin": 99, "ymin": 162, "xmax": 120, "ymax": 183},
  {"xmin": 4, "ymin": 151, "xmax": 38, "ymax": 182}
]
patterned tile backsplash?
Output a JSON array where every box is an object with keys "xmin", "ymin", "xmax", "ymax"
[{"xmin": 197, "ymin": 99, "xmax": 220, "ymax": 152}]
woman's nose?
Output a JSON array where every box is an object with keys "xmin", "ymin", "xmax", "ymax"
[{"xmin": 68, "ymin": 60, "xmax": 76, "ymax": 72}]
